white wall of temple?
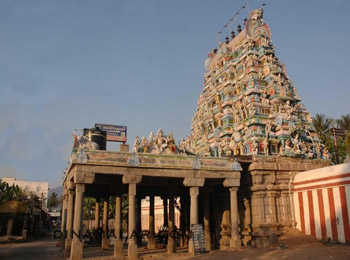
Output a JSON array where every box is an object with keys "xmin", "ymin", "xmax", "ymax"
[
  {"xmin": 293, "ymin": 163, "xmax": 350, "ymax": 243},
  {"xmin": 141, "ymin": 196, "xmax": 181, "ymax": 233},
  {"xmin": 84, "ymin": 196, "xmax": 181, "ymax": 232}
]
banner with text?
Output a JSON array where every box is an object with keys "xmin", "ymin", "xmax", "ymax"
[{"xmin": 95, "ymin": 123, "xmax": 127, "ymax": 143}]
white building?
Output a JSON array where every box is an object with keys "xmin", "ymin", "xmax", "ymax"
[
  {"xmin": 1, "ymin": 177, "xmax": 49, "ymax": 211},
  {"xmin": 141, "ymin": 196, "xmax": 180, "ymax": 233}
]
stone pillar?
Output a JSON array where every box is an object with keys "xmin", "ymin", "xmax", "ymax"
[
  {"xmin": 188, "ymin": 186, "xmax": 199, "ymax": 254},
  {"xmin": 190, "ymin": 187, "xmax": 199, "ymax": 226},
  {"xmin": 279, "ymin": 191, "xmax": 287, "ymax": 224},
  {"xmin": 22, "ymin": 215, "xmax": 28, "ymax": 240},
  {"xmin": 7, "ymin": 219, "xmax": 13, "ymax": 236},
  {"xmin": 222, "ymin": 176, "xmax": 241, "ymax": 250},
  {"xmin": 242, "ymin": 198, "xmax": 252, "ymax": 245},
  {"xmin": 65, "ymin": 187, "xmax": 75, "ymax": 256},
  {"xmin": 136, "ymin": 197, "xmax": 142, "ymax": 246},
  {"xmin": 70, "ymin": 183, "xmax": 85, "ymax": 260},
  {"xmin": 122, "ymin": 174, "xmax": 142, "ymax": 260},
  {"xmin": 289, "ymin": 190, "xmax": 296, "ymax": 227},
  {"xmin": 167, "ymin": 195, "xmax": 176, "ymax": 254},
  {"xmin": 179, "ymin": 196, "xmax": 187, "ymax": 248},
  {"xmin": 183, "ymin": 177, "xmax": 205, "ymax": 254},
  {"xmin": 229, "ymin": 187, "xmax": 240, "ymax": 249},
  {"xmin": 251, "ymin": 191, "xmax": 272, "ymax": 248},
  {"xmin": 244, "ymin": 198, "xmax": 251, "ymax": 232},
  {"xmin": 203, "ymin": 193, "xmax": 211, "ymax": 251},
  {"xmin": 148, "ymin": 196, "xmax": 156, "ymax": 249},
  {"xmin": 267, "ymin": 191, "xmax": 277, "ymax": 224},
  {"xmin": 102, "ymin": 199, "xmax": 109, "ymax": 250},
  {"xmin": 114, "ymin": 194, "xmax": 123, "ymax": 259},
  {"xmin": 251, "ymin": 191, "xmax": 265, "ymax": 225},
  {"xmin": 163, "ymin": 197, "xmax": 168, "ymax": 228},
  {"xmin": 219, "ymin": 206, "xmax": 231, "ymax": 249},
  {"xmin": 95, "ymin": 200, "xmax": 100, "ymax": 230},
  {"xmin": 60, "ymin": 191, "xmax": 68, "ymax": 248},
  {"xmin": 128, "ymin": 183, "xmax": 138, "ymax": 260}
]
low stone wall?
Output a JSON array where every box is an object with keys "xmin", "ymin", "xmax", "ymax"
[
  {"xmin": 248, "ymin": 156, "xmax": 329, "ymax": 248},
  {"xmin": 293, "ymin": 163, "xmax": 350, "ymax": 243}
]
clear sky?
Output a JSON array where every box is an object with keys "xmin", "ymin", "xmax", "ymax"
[{"xmin": 0, "ymin": 0, "xmax": 349, "ymax": 188}]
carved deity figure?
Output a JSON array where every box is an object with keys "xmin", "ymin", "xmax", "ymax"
[
  {"xmin": 72, "ymin": 132, "xmax": 79, "ymax": 152},
  {"xmin": 306, "ymin": 146, "xmax": 314, "ymax": 159},
  {"xmin": 265, "ymin": 120, "xmax": 272, "ymax": 138},
  {"xmin": 179, "ymin": 138, "xmax": 186, "ymax": 153},
  {"xmin": 167, "ymin": 132, "xmax": 177, "ymax": 153},
  {"xmin": 316, "ymin": 142, "xmax": 322, "ymax": 159},
  {"xmin": 284, "ymin": 139, "xmax": 293, "ymax": 156},
  {"xmin": 229, "ymin": 139, "xmax": 240, "ymax": 156},
  {"xmin": 140, "ymin": 136, "xmax": 150, "ymax": 153},
  {"xmin": 133, "ymin": 136, "xmax": 140, "ymax": 153},
  {"xmin": 238, "ymin": 141, "xmax": 245, "ymax": 155},
  {"xmin": 251, "ymin": 139, "xmax": 258, "ymax": 155},
  {"xmin": 279, "ymin": 144, "xmax": 285, "ymax": 156},
  {"xmin": 152, "ymin": 129, "xmax": 167, "ymax": 154},
  {"xmin": 262, "ymin": 94, "xmax": 270, "ymax": 107},
  {"xmin": 262, "ymin": 137, "xmax": 269, "ymax": 155},
  {"xmin": 323, "ymin": 148, "xmax": 331, "ymax": 160},
  {"xmin": 218, "ymin": 145, "xmax": 223, "ymax": 158},
  {"xmin": 221, "ymin": 139, "xmax": 231, "ymax": 156}
]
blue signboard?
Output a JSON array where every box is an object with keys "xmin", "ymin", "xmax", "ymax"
[{"xmin": 95, "ymin": 123, "xmax": 127, "ymax": 143}]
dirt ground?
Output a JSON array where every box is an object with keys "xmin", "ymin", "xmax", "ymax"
[
  {"xmin": 0, "ymin": 230, "xmax": 348, "ymax": 260},
  {"xmin": 187, "ymin": 229, "xmax": 350, "ymax": 260},
  {"xmin": 0, "ymin": 236, "xmax": 63, "ymax": 260}
]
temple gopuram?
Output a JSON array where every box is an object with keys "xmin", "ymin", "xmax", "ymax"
[
  {"xmin": 61, "ymin": 7, "xmax": 330, "ymax": 260},
  {"xmin": 186, "ymin": 8, "xmax": 327, "ymax": 160}
]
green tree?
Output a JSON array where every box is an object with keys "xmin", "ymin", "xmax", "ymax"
[
  {"xmin": 83, "ymin": 197, "xmax": 96, "ymax": 220},
  {"xmin": 47, "ymin": 192, "xmax": 60, "ymax": 210},
  {"xmin": 336, "ymin": 114, "xmax": 350, "ymax": 156},
  {"xmin": 0, "ymin": 180, "xmax": 24, "ymax": 203},
  {"xmin": 312, "ymin": 113, "xmax": 333, "ymax": 143}
]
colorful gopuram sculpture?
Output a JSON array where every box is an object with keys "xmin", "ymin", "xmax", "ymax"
[
  {"xmin": 184, "ymin": 8, "xmax": 327, "ymax": 159},
  {"xmin": 132, "ymin": 129, "xmax": 186, "ymax": 155},
  {"xmin": 132, "ymin": 8, "xmax": 328, "ymax": 160}
]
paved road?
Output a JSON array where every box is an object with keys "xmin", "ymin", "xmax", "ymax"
[{"xmin": 0, "ymin": 237, "xmax": 63, "ymax": 260}]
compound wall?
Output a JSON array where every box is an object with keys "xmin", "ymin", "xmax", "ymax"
[{"xmin": 293, "ymin": 163, "xmax": 350, "ymax": 243}]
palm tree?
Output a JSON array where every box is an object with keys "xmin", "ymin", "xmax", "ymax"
[
  {"xmin": 0, "ymin": 181, "xmax": 24, "ymax": 203},
  {"xmin": 47, "ymin": 192, "xmax": 60, "ymax": 210},
  {"xmin": 312, "ymin": 113, "xmax": 333, "ymax": 142},
  {"xmin": 337, "ymin": 114, "xmax": 350, "ymax": 155}
]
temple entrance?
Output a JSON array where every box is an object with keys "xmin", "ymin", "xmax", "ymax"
[{"xmin": 61, "ymin": 151, "xmax": 242, "ymax": 260}]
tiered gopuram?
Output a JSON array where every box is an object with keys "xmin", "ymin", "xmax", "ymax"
[{"xmin": 185, "ymin": 9, "xmax": 328, "ymax": 159}]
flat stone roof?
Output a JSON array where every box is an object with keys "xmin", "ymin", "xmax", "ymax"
[{"xmin": 64, "ymin": 151, "xmax": 242, "ymax": 186}]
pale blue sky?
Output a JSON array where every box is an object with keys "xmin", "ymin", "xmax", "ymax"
[{"xmin": 0, "ymin": 0, "xmax": 349, "ymax": 188}]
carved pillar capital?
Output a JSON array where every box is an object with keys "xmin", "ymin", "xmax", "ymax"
[
  {"xmin": 122, "ymin": 174, "xmax": 142, "ymax": 184},
  {"xmin": 183, "ymin": 178, "xmax": 205, "ymax": 187},
  {"xmin": 229, "ymin": 187, "xmax": 238, "ymax": 193},
  {"xmin": 223, "ymin": 177, "xmax": 240, "ymax": 188}
]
